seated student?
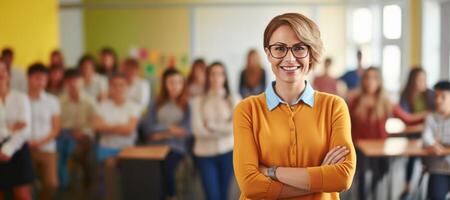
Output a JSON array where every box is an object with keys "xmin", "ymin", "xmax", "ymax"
[
  {"xmin": 399, "ymin": 68, "xmax": 434, "ymax": 198},
  {"xmin": 121, "ymin": 58, "xmax": 150, "ymax": 114},
  {"xmin": 58, "ymin": 69, "xmax": 95, "ymax": 190},
  {"xmin": 46, "ymin": 65, "xmax": 65, "ymax": 96},
  {"xmin": 349, "ymin": 67, "xmax": 428, "ymax": 200},
  {"xmin": 27, "ymin": 63, "xmax": 61, "ymax": 200},
  {"xmin": 142, "ymin": 68, "xmax": 191, "ymax": 200},
  {"xmin": 0, "ymin": 61, "xmax": 33, "ymax": 200},
  {"xmin": 77, "ymin": 55, "xmax": 108, "ymax": 102},
  {"xmin": 92, "ymin": 73, "xmax": 140, "ymax": 200},
  {"xmin": 422, "ymin": 81, "xmax": 450, "ymax": 200},
  {"xmin": 1, "ymin": 48, "xmax": 27, "ymax": 92}
]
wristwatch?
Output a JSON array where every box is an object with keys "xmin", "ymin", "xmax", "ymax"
[{"xmin": 267, "ymin": 166, "xmax": 278, "ymax": 181}]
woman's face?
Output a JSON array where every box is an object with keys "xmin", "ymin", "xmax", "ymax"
[
  {"xmin": 209, "ymin": 65, "xmax": 226, "ymax": 91},
  {"xmin": 265, "ymin": 25, "xmax": 310, "ymax": 84},
  {"xmin": 363, "ymin": 70, "xmax": 380, "ymax": 95},
  {"xmin": 414, "ymin": 72, "xmax": 427, "ymax": 92},
  {"xmin": 166, "ymin": 74, "xmax": 184, "ymax": 99}
]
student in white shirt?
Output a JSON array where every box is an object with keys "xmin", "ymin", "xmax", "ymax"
[
  {"xmin": 27, "ymin": 63, "xmax": 61, "ymax": 200},
  {"xmin": 1, "ymin": 48, "xmax": 27, "ymax": 93},
  {"xmin": 0, "ymin": 60, "xmax": 33, "ymax": 200},
  {"xmin": 78, "ymin": 55, "xmax": 108, "ymax": 102},
  {"xmin": 121, "ymin": 58, "xmax": 150, "ymax": 114},
  {"xmin": 191, "ymin": 62, "xmax": 241, "ymax": 200},
  {"xmin": 92, "ymin": 73, "xmax": 140, "ymax": 200}
]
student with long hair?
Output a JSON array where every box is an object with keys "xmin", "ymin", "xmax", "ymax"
[
  {"xmin": 0, "ymin": 61, "xmax": 33, "ymax": 200},
  {"xmin": 349, "ymin": 67, "xmax": 428, "ymax": 199},
  {"xmin": 186, "ymin": 58, "xmax": 207, "ymax": 98},
  {"xmin": 192, "ymin": 62, "xmax": 241, "ymax": 200},
  {"xmin": 77, "ymin": 55, "xmax": 108, "ymax": 102},
  {"xmin": 399, "ymin": 68, "xmax": 434, "ymax": 198},
  {"xmin": 142, "ymin": 68, "xmax": 191, "ymax": 200}
]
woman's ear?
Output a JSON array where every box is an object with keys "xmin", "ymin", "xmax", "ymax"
[{"xmin": 264, "ymin": 48, "xmax": 271, "ymax": 60}]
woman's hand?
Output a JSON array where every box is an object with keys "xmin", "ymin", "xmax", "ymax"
[{"xmin": 321, "ymin": 146, "xmax": 350, "ymax": 166}]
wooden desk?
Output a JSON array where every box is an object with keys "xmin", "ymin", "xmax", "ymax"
[
  {"xmin": 118, "ymin": 145, "xmax": 170, "ymax": 200},
  {"xmin": 356, "ymin": 138, "xmax": 450, "ymax": 157},
  {"xmin": 356, "ymin": 138, "xmax": 450, "ymax": 200},
  {"xmin": 119, "ymin": 145, "xmax": 170, "ymax": 160}
]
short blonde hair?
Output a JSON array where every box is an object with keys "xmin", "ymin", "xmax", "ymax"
[{"xmin": 263, "ymin": 13, "xmax": 324, "ymax": 70}]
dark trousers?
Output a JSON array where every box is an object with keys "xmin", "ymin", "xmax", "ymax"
[
  {"xmin": 195, "ymin": 151, "xmax": 233, "ymax": 200},
  {"xmin": 428, "ymin": 174, "xmax": 450, "ymax": 200},
  {"xmin": 164, "ymin": 151, "xmax": 184, "ymax": 197},
  {"xmin": 356, "ymin": 151, "xmax": 389, "ymax": 200}
]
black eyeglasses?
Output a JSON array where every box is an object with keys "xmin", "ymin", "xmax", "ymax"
[{"xmin": 266, "ymin": 43, "xmax": 309, "ymax": 59}]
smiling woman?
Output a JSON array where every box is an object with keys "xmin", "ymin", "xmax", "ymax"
[{"xmin": 233, "ymin": 13, "xmax": 357, "ymax": 200}]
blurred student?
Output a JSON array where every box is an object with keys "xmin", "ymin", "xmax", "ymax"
[
  {"xmin": 399, "ymin": 68, "xmax": 434, "ymax": 198},
  {"xmin": 187, "ymin": 58, "xmax": 207, "ymax": 98},
  {"xmin": 422, "ymin": 81, "xmax": 450, "ymax": 200},
  {"xmin": 46, "ymin": 65, "xmax": 65, "ymax": 96},
  {"xmin": 27, "ymin": 63, "xmax": 61, "ymax": 200},
  {"xmin": 77, "ymin": 55, "xmax": 108, "ymax": 102},
  {"xmin": 49, "ymin": 50, "xmax": 65, "ymax": 69},
  {"xmin": 0, "ymin": 61, "xmax": 33, "ymax": 200},
  {"xmin": 340, "ymin": 49, "xmax": 364, "ymax": 93},
  {"xmin": 1, "ymin": 48, "xmax": 27, "ymax": 92},
  {"xmin": 143, "ymin": 68, "xmax": 191, "ymax": 200},
  {"xmin": 92, "ymin": 73, "xmax": 139, "ymax": 200},
  {"xmin": 58, "ymin": 69, "xmax": 95, "ymax": 190},
  {"xmin": 121, "ymin": 58, "xmax": 150, "ymax": 114},
  {"xmin": 97, "ymin": 47, "xmax": 118, "ymax": 77},
  {"xmin": 238, "ymin": 49, "xmax": 266, "ymax": 98},
  {"xmin": 349, "ymin": 67, "xmax": 428, "ymax": 200},
  {"xmin": 191, "ymin": 62, "xmax": 241, "ymax": 200},
  {"xmin": 313, "ymin": 57, "xmax": 339, "ymax": 95}
]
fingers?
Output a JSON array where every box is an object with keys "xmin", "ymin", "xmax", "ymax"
[
  {"xmin": 330, "ymin": 148, "xmax": 350, "ymax": 164},
  {"xmin": 323, "ymin": 146, "xmax": 350, "ymax": 165},
  {"xmin": 322, "ymin": 146, "xmax": 338, "ymax": 165},
  {"xmin": 322, "ymin": 146, "xmax": 342, "ymax": 165}
]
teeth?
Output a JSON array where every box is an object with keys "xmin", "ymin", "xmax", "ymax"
[{"xmin": 281, "ymin": 66, "xmax": 300, "ymax": 71}]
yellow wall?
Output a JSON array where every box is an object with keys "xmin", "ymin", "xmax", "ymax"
[
  {"xmin": 409, "ymin": 0, "xmax": 422, "ymax": 67},
  {"xmin": 0, "ymin": 0, "xmax": 59, "ymax": 68},
  {"xmin": 84, "ymin": 8, "xmax": 189, "ymax": 68}
]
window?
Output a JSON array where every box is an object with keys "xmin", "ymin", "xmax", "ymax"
[
  {"xmin": 352, "ymin": 8, "xmax": 373, "ymax": 44},
  {"xmin": 383, "ymin": 5, "xmax": 402, "ymax": 39}
]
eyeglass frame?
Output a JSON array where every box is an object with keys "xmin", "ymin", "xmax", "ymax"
[{"xmin": 265, "ymin": 43, "xmax": 310, "ymax": 59}]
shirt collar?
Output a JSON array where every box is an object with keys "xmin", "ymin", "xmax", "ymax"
[{"xmin": 265, "ymin": 81, "xmax": 315, "ymax": 111}]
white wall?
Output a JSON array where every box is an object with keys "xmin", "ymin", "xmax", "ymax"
[{"xmin": 59, "ymin": 0, "xmax": 84, "ymax": 67}]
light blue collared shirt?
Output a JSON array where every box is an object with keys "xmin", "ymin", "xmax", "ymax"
[{"xmin": 265, "ymin": 81, "xmax": 315, "ymax": 111}]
